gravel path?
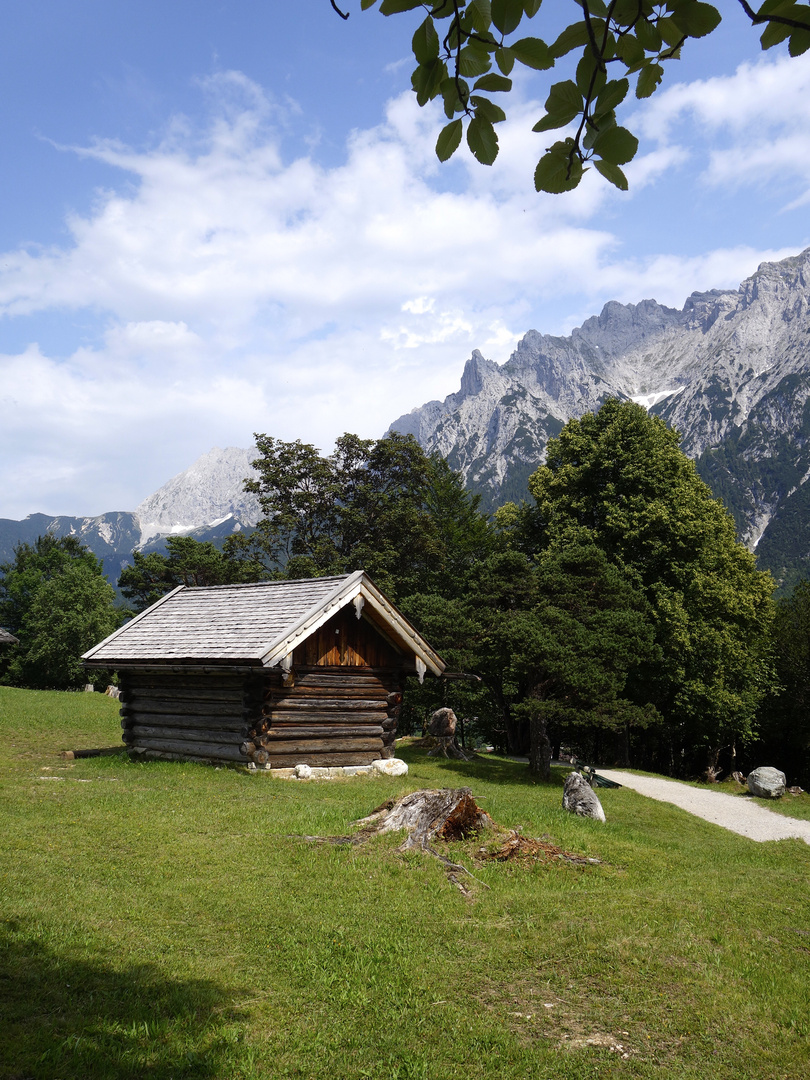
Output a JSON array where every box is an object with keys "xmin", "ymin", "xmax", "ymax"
[{"xmin": 596, "ymin": 770, "xmax": 810, "ymax": 844}]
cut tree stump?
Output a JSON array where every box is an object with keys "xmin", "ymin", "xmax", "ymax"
[
  {"xmin": 353, "ymin": 787, "xmax": 493, "ymax": 849},
  {"xmin": 300, "ymin": 787, "xmax": 600, "ymax": 893}
]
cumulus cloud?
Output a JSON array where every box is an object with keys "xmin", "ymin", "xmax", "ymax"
[
  {"xmin": 632, "ymin": 52, "xmax": 810, "ymax": 200},
  {"xmin": 1, "ymin": 60, "xmax": 808, "ymax": 516}
]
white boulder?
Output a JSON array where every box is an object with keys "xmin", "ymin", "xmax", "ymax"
[
  {"xmin": 747, "ymin": 766, "xmax": 786, "ymax": 799},
  {"xmin": 562, "ymin": 772, "xmax": 606, "ymax": 822},
  {"xmin": 372, "ymin": 758, "xmax": 409, "ymax": 777}
]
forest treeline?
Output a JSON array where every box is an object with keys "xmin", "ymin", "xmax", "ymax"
[{"xmin": 2, "ymin": 400, "xmax": 809, "ymax": 785}]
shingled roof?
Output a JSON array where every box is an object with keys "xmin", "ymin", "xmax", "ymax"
[
  {"xmin": 0, "ymin": 628, "xmax": 19, "ymax": 646},
  {"xmin": 83, "ymin": 570, "xmax": 445, "ymax": 674}
]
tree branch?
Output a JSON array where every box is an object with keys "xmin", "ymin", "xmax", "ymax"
[{"xmin": 737, "ymin": 0, "xmax": 810, "ymax": 32}]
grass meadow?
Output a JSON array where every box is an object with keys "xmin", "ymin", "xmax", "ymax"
[{"xmin": 1, "ymin": 685, "xmax": 809, "ymax": 1079}]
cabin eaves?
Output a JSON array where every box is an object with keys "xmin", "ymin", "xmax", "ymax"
[{"xmin": 82, "ymin": 571, "xmax": 445, "ymax": 676}]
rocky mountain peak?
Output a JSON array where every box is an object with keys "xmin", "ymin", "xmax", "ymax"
[
  {"xmin": 135, "ymin": 446, "xmax": 261, "ymax": 539},
  {"xmin": 389, "ymin": 246, "xmax": 810, "ymax": 587}
]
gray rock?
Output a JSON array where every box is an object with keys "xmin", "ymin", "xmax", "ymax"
[
  {"xmin": 562, "ymin": 772, "xmax": 606, "ymax": 822},
  {"xmin": 747, "ymin": 766, "xmax": 786, "ymax": 799}
]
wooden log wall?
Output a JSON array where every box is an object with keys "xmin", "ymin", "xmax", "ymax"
[
  {"xmin": 240, "ymin": 667, "xmax": 404, "ymax": 769},
  {"xmin": 119, "ymin": 671, "xmax": 265, "ymax": 765}
]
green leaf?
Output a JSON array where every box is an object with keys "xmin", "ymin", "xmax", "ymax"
[
  {"xmin": 361, "ymin": 0, "xmax": 379, "ymax": 9},
  {"xmin": 669, "ymin": 1, "xmax": 721, "ymax": 38},
  {"xmin": 473, "ymin": 73, "xmax": 513, "ymax": 92},
  {"xmin": 635, "ymin": 62, "xmax": 663, "ymax": 98},
  {"xmin": 534, "ymin": 141, "xmax": 583, "ymax": 192},
  {"xmin": 583, "ymin": 0, "xmax": 609, "ymax": 15},
  {"xmin": 440, "ymin": 76, "xmax": 469, "ymax": 116},
  {"xmin": 430, "ymin": 0, "xmax": 456, "ymax": 17},
  {"xmin": 436, "ymin": 118, "xmax": 464, "ymax": 161},
  {"xmin": 789, "ymin": 26, "xmax": 810, "ymax": 54},
  {"xmin": 657, "ymin": 16, "xmax": 685, "ymax": 47},
  {"xmin": 495, "ymin": 46, "xmax": 516, "ymax": 74},
  {"xmin": 492, "ymin": 0, "xmax": 525, "ymax": 35},
  {"xmin": 511, "ymin": 36, "xmax": 554, "ymax": 68},
  {"xmin": 760, "ymin": 19, "xmax": 791, "ymax": 47},
  {"xmin": 412, "ymin": 17, "xmax": 440, "ymax": 64},
  {"xmin": 594, "ymin": 158, "xmax": 629, "ymax": 190},
  {"xmin": 412, "ymin": 58, "xmax": 447, "ymax": 105},
  {"xmin": 523, "ymin": 0, "xmax": 542, "ymax": 16},
  {"xmin": 634, "ymin": 18, "xmax": 662, "ymax": 52},
  {"xmin": 380, "ymin": 0, "xmax": 424, "ymax": 12},
  {"xmin": 614, "ymin": 34, "xmax": 646, "ymax": 67},
  {"xmin": 576, "ymin": 51, "xmax": 606, "ymax": 97},
  {"xmin": 592, "ymin": 124, "xmax": 638, "ymax": 165},
  {"xmin": 467, "ymin": 115, "xmax": 500, "ymax": 164},
  {"xmin": 471, "ymin": 95, "xmax": 507, "ymax": 122},
  {"xmin": 459, "ymin": 44, "xmax": 493, "ymax": 76},
  {"xmin": 549, "ymin": 21, "xmax": 590, "ymax": 59},
  {"xmin": 595, "ymin": 78, "xmax": 630, "ymax": 115},
  {"xmin": 542, "ymin": 79, "xmax": 583, "ymax": 124},
  {"xmin": 468, "ymin": 0, "xmax": 493, "ymax": 32}
]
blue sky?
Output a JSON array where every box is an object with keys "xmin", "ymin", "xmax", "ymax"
[{"xmin": 1, "ymin": 1, "xmax": 809, "ymax": 519}]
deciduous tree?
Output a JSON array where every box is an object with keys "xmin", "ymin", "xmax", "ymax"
[
  {"xmin": 345, "ymin": 0, "xmax": 810, "ymax": 192},
  {"xmin": 523, "ymin": 399, "xmax": 776, "ymax": 775}
]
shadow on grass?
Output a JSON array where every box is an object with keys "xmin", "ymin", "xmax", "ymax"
[
  {"xmin": 397, "ymin": 745, "xmax": 570, "ymax": 787},
  {"xmin": 0, "ymin": 920, "xmax": 241, "ymax": 1079}
]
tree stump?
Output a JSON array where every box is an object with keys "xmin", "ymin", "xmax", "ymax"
[
  {"xmin": 353, "ymin": 787, "xmax": 493, "ymax": 850},
  {"xmin": 427, "ymin": 708, "xmax": 470, "ymax": 760}
]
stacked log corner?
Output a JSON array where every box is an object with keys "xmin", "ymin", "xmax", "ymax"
[
  {"xmin": 119, "ymin": 668, "xmax": 404, "ymax": 768},
  {"xmin": 119, "ymin": 671, "xmax": 263, "ymax": 766},
  {"xmin": 240, "ymin": 668, "xmax": 404, "ymax": 769}
]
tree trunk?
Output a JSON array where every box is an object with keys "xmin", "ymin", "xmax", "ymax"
[{"xmin": 529, "ymin": 715, "xmax": 551, "ymax": 781}]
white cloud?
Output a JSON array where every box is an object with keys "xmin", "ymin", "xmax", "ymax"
[
  {"xmin": 1, "ymin": 62, "xmax": 808, "ymax": 517},
  {"xmin": 632, "ymin": 53, "xmax": 810, "ymax": 200}
]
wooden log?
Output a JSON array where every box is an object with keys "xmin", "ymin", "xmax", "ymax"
[
  {"xmin": 264, "ymin": 751, "xmax": 382, "ymax": 768},
  {"xmin": 121, "ymin": 687, "xmax": 246, "ymax": 704},
  {"xmin": 126, "ymin": 737, "xmax": 246, "ymax": 761},
  {"xmin": 260, "ymin": 725, "xmax": 384, "ymax": 738},
  {"xmin": 264, "ymin": 698, "xmax": 391, "ymax": 711},
  {"xmin": 268, "ymin": 685, "xmax": 391, "ymax": 699},
  {"xmin": 263, "ymin": 709, "xmax": 388, "ymax": 724},
  {"xmin": 120, "ymin": 710, "xmax": 249, "ymax": 731},
  {"xmin": 119, "ymin": 697, "xmax": 244, "ymax": 717},
  {"xmin": 256, "ymin": 737, "xmax": 383, "ymax": 754},
  {"xmin": 123, "ymin": 678, "xmax": 244, "ymax": 695},
  {"xmin": 128, "ymin": 724, "xmax": 246, "ymax": 745},
  {"xmin": 252, "ymin": 748, "xmax": 270, "ymax": 766}
]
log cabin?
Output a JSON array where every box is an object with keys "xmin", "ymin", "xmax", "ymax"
[{"xmin": 82, "ymin": 571, "xmax": 445, "ymax": 769}]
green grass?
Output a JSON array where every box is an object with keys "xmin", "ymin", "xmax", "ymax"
[{"xmin": 1, "ymin": 685, "xmax": 809, "ymax": 1079}]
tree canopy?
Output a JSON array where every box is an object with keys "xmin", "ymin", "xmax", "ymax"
[
  {"xmin": 0, "ymin": 535, "xmax": 123, "ymax": 689},
  {"xmin": 517, "ymin": 399, "xmax": 776, "ymax": 774},
  {"xmin": 244, "ymin": 431, "xmax": 491, "ymax": 599},
  {"xmin": 344, "ymin": 0, "xmax": 810, "ymax": 192}
]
